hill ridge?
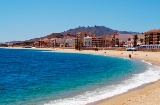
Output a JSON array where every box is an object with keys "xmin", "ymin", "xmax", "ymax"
[{"xmin": 61, "ymin": 25, "xmax": 139, "ymax": 36}]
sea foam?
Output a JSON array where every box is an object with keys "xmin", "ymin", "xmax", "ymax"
[
  {"xmin": 141, "ymin": 60, "xmax": 153, "ymax": 65},
  {"xmin": 44, "ymin": 64, "xmax": 160, "ymax": 105}
]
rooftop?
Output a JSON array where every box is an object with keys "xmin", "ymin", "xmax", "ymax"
[{"xmin": 145, "ymin": 30, "xmax": 160, "ymax": 34}]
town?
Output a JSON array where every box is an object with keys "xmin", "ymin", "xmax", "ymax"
[{"xmin": 1, "ymin": 29, "xmax": 160, "ymax": 51}]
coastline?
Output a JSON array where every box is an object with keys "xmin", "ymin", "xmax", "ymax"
[{"xmin": 1, "ymin": 47, "xmax": 160, "ymax": 105}]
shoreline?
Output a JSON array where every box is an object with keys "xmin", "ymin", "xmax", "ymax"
[
  {"xmin": 87, "ymin": 80, "xmax": 159, "ymax": 105},
  {"xmin": 1, "ymin": 47, "xmax": 160, "ymax": 66},
  {"xmin": 1, "ymin": 47, "xmax": 160, "ymax": 105}
]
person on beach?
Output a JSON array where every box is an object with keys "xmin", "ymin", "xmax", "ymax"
[{"xmin": 129, "ymin": 54, "xmax": 131, "ymax": 58}]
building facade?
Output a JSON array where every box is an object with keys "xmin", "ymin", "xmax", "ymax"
[
  {"xmin": 84, "ymin": 36, "xmax": 92, "ymax": 47},
  {"xmin": 92, "ymin": 37, "xmax": 102, "ymax": 47},
  {"xmin": 145, "ymin": 30, "xmax": 160, "ymax": 45}
]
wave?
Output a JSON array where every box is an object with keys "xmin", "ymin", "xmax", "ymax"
[
  {"xmin": 120, "ymin": 57, "xmax": 130, "ymax": 60},
  {"xmin": 40, "ymin": 51, "xmax": 55, "ymax": 53},
  {"xmin": 44, "ymin": 64, "xmax": 160, "ymax": 105},
  {"xmin": 141, "ymin": 60, "xmax": 152, "ymax": 65}
]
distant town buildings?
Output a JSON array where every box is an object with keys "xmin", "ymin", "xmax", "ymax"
[
  {"xmin": 144, "ymin": 30, "xmax": 160, "ymax": 45},
  {"xmin": 2, "ymin": 29, "xmax": 160, "ymax": 51},
  {"xmin": 138, "ymin": 30, "xmax": 160, "ymax": 50},
  {"xmin": 84, "ymin": 36, "xmax": 92, "ymax": 47}
]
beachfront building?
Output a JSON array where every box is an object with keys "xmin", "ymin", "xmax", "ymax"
[
  {"xmin": 76, "ymin": 32, "xmax": 87, "ymax": 42},
  {"xmin": 64, "ymin": 34, "xmax": 76, "ymax": 47},
  {"xmin": 55, "ymin": 38, "xmax": 65, "ymax": 47},
  {"xmin": 74, "ymin": 31, "xmax": 141, "ymax": 49},
  {"xmin": 36, "ymin": 38, "xmax": 65, "ymax": 48},
  {"xmin": 50, "ymin": 38, "xmax": 57, "ymax": 47},
  {"xmin": 38, "ymin": 38, "xmax": 50, "ymax": 48},
  {"xmin": 84, "ymin": 36, "xmax": 92, "ymax": 47},
  {"xmin": 75, "ymin": 32, "xmax": 96, "ymax": 49},
  {"xmin": 126, "ymin": 40, "xmax": 133, "ymax": 47},
  {"xmin": 76, "ymin": 32, "xmax": 96, "ymax": 43},
  {"xmin": 92, "ymin": 37, "xmax": 102, "ymax": 47},
  {"xmin": 144, "ymin": 30, "xmax": 160, "ymax": 45},
  {"xmin": 101, "ymin": 35, "xmax": 112, "ymax": 47},
  {"xmin": 6, "ymin": 42, "xmax": 14, "ymax": 47},
  {"xmin": 136, "ymin": 33, "xmax": 145, "ymax": 46},
  {"xmin": 138, "ymin": 30, "xmax": 160, "ymax": 50},
  {"xmin": 65, "ymin": 39, "xmax": 75, "ymax": 47}
]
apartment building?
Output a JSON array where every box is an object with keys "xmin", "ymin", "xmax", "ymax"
[
  {"xmin": 145, "ymin": 30, "xmax": 160, "ymax": 45},
  {"xmin": 92, "ymin": 37, "xmax": 102, "ymax": 47},
  {"xmin": 84, "ymin": 36, "xmax": 92, "ymax": 47}
]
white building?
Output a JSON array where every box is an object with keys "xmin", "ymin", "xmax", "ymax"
[
  {"xmin": 126, "ymin": 41, "xmax": 133, "ymax": 47},
  {"xmin": 66, "ymin": 39, "xmax": 75, "ymax": 47},
  {"xmin": 84, "ymin": 36, "xmax": 92, "ymax": 47}
]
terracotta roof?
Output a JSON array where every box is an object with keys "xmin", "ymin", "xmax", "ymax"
[{"xmin": 145, "ymin": 30, "xmax": 160, "ymax": 34}]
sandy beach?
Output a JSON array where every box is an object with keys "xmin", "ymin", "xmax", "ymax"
[
  {"xmin": 47, "ymin": 48, "xmax": 160, "ymax": 105},
  {"xmin": 55, "ymin": 48, "xmax": 160, "ymax": 105},
  {"xmin": 2, "ymin": 47, "xmax": 160, "ymax": 105}
]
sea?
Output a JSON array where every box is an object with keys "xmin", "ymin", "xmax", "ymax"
[{"xmin": 0, "ymin": 48, "xmax": 160, "ymax": 105}]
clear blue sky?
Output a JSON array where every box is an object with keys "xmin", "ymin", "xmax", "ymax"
[{"xmin": 0, "ymin": 0, "xmax": 160, "ymax": 42}]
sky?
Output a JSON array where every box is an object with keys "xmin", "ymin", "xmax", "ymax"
[{"xmin": 0, "ymin": 0, "xmax": 160, "ymax": 42}]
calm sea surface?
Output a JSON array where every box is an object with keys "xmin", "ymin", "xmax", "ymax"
[{"xmin": 0, "ymin": 48, "xmax": 160, "ymax": 105}]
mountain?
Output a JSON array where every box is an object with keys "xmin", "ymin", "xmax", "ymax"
[
  {"xmin": 25, "ymin": 33, "xmax": 64, "ymax": 42},
  {"xmin": 9, "ymin": 26, "xmax": 139, "ymax": 43},
  {"xmin": 61, "ymin": 26, "xmax": 139, "ymax": 36},
  {"xmin": 41, "ymin": 33, "xmax": 64, "ymax": 39}
]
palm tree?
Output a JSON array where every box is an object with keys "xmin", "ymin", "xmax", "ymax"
[
  {"xmin": 140, "ymin": 38, "xmax": 144, "ymax": 44},
  {"xmin": 145, "ymin": 37, "xmax": 149, "ymax": 45},
  {"xmin": 115, "ymin": 38, "xmax": 119, "ymax": 47},
  {"xmin": 112, "ymin": 37, "xmax": 115, "ymax": 47},
  {"xmin": 127, "ymin": 38, "xmax": 132, "ymax": 47},
  {"xmin": 144, "ymin": 34, "xmax": 147, "ymax": 45},
  {"xmin": 133, "ymin": 34, "xmax": 138, "ymax": 47},
  {"xmin": 121, "ymin": 41, "xmax": 125, "ymax": 47},
  {"xmin": 105, "ymin": 39, "xmax": 110, "ymax": 47},
  {"xmin": 85, "ymin": 42, "xmax": 87, "ymax": 47},
  {"xmin": 89, "ymin": 41, "xmax": 91, "ymax": 47},
  {"xmin": 128, "ymin": 38, "xmax": 131, "ymax": 41}
]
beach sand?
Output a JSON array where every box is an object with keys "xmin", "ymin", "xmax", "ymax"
[
  {"xmin": 2, "ymin": 47, "xmax": 160, "ymax": 105},
  {"xmin": 52, "ymin": 48, "xmax": 160, "ymax": 105}
]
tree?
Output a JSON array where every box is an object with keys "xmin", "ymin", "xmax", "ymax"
[
  {"xmin": 89, "ymin": 41, "xmax": 91, "ymax": 46},
  {"xmin": 85, "ymin": 42, "xmax": 87, "ymax": 47},
  {"xmin": 115, "ymin": 38, "xmax": 119, "ymax": 47},
  {"xmin": 140, "ymin": 38, "xmax": 144, "ymax": 44},
  {"xmin": 65, "ymin": 42, "xmax": 69, "ymax": 47},
  {"xmin": 145, "ymin": 37, "xmax": 149, "ymax": 45},
  {"xmin": 128, "ymin": 38, "xmax": 131, "ymax": 41},
  {"xmin": 105, "ymin": 39, "xmax": 110, "ymax": 47},
  {"xmin": 111, "ymin": 36, "xmax": 116, "ymax": 47},
  {"xmin": 121, "ymin": 41, "xmax": 125, "ymax": 47},
  {"xmin": 133, "ymin": 34, "xmax": 138, "ymax": 47},
  {"xmin": 111, "ymin": 38, "xmax": 115, "ymax": 47},
  {"xmin": 144, "ymin": 34, "xmax": 147, "ymax": 45}
]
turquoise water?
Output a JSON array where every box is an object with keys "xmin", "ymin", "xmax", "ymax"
[{"xmin": 0, "ymin": 48, "xmax": 159, "ymax": 105}]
